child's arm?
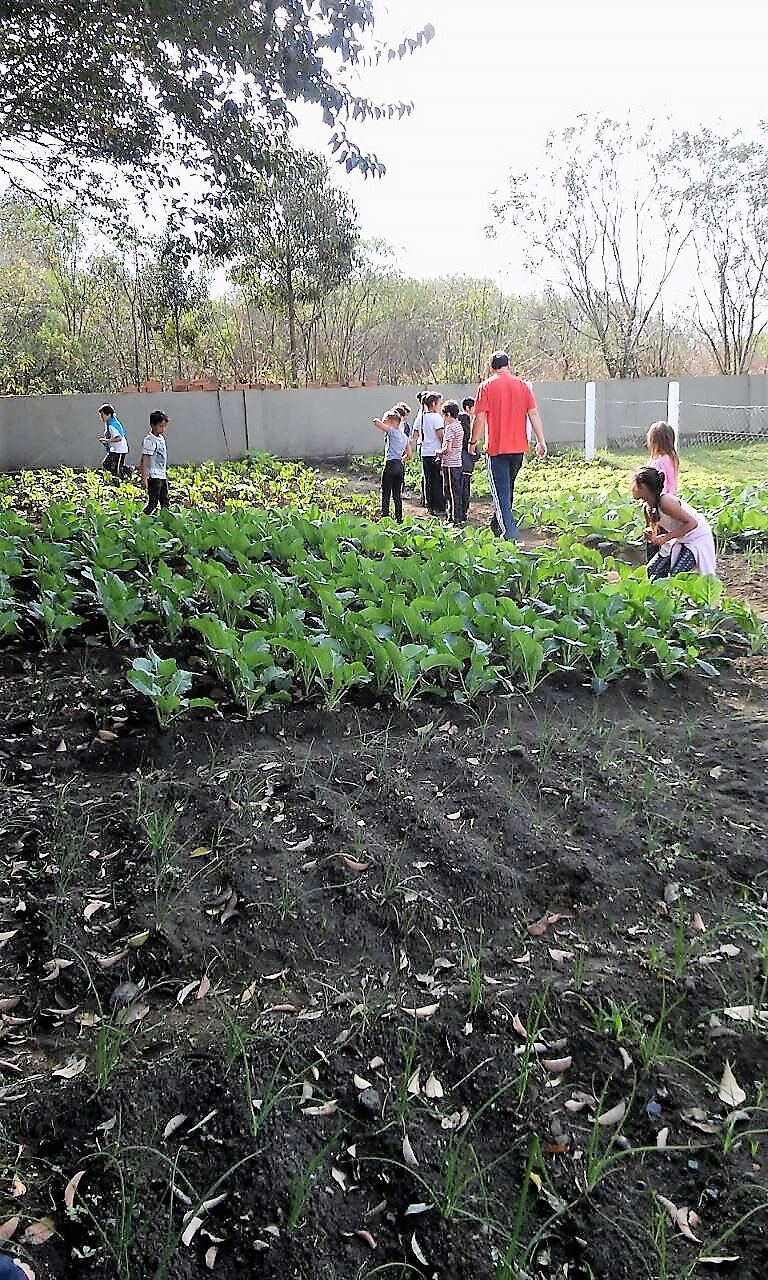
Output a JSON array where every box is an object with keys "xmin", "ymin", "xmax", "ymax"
[
  {"xmin": 404, "ymin": 440, "xmax": 413, "ymax": 462},
  {"xmin": 372, "ymin": 418, "xmax": 391, "ymax": 434},
  {"xmin": 652, "ymin": 496, "xmax": 698, "ymax": 544},
  {"xmin": 139, "ymin": 450, "xmax": 150, "ymax": 489}
]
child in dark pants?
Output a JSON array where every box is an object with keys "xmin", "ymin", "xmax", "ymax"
[
  {"xmin": 373, "ymin": 410, "xmax": 412, "ymax": 522},
  {"xmin": 436, "ymin": 400, "xmax": 465, "ymax": 526},
  {"xmin": 140, "ymin": 410, "xmax": 170, "ymax": 515},
  {"xmin": 459, "ymin": 398, "xmax": 476, "ymax": 519}
]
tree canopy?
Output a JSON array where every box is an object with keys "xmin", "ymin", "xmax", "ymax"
[{"xmin": 0, "ymin": 2, "xmax": 434, "ymax": 209}]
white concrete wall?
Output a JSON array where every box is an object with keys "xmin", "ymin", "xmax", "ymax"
[{"xmin": 1, "ymin": 376, "xmax": 767, "ymax": 470}]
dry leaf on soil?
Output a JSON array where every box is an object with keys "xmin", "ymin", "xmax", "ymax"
[
  {"xmin": 402, "ymin": 1134, "xmax": 419, "ymax": 1168},
  {"xmin": 0, "ymin": 1216, "xmax": 19, "ymax": 1241},
  {"xmin": 424, "ymin": 1072, "xmax": 444, "ymax": 1098},
  {"xmin": 597, "ymin": 1100, "xmax": 626, "ymax": 1127},
  {"xmin": 163, "ymin": 1114, "xmax": 188, "ymax": 1139},
  {"xmin": 52, "ymin": 1056, "xmax": 86, "ymax": 1080},
  {"xmin": 64, "ymin": 1170, "xmax": 85, "ymax": 1208},
  {"xmin": 21, "ymin": 1217, "xmax": 56, "ymax": 1245},
  {"xmin": 657, "ymin": 1195, "xmax": 701, "ymax": 1243},
  {"xmin": 718, "ymin": 1060, "xmax": 747, "ymax": 1107}
]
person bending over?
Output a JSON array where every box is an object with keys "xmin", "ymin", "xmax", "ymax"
[{"xmin": 632, "ymin": 465, "xmax": 716, "ymax": 579}]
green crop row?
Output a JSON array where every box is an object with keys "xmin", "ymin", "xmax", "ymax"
[
  {"xmin": 395, "ymin": 448, "xmax": 768, "ymax": 548},
  {"xmin": 0, "ymin": 502, "xmax": 763, "ymax": 724},
  {"xmin": 0, "ymin": 452, "xmax": 377, "ymax": 523}
]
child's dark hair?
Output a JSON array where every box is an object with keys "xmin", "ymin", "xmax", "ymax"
[
  {"xmin": 442, "ymin": 399, "xmax": 460, "ymax": 419},
  {"xmin": 646, "ymin": 420, "xmax": 679, "ymax": 466},
  {"xmin": 423, "ymin": 392, "xmax": 441, "ymax": 410},
  {"xmin": 462, "ymin": 397, "xmax": 475, "ymax": 411},
  {"xmin": 634, "ymin": 464, "xmax": 665, "ymax": 506},
  {"xmin": 99, "ymin": 403, "xmax": 115, "ymax": 417},
  {"xmin": 149, "ymin": 410, "xmax": 168, "ymax": 427},
  {"xmin": 394, "ymin": 402, "xmax": 411, "ymax": 417}
]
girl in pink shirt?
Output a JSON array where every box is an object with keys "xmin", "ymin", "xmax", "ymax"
[
  {"xmin": 645, "ymin": 421, "xmax": 679, "ymax": 563},
  {"xmin": 646, "ymin": 421, "xmax": 679, "ymax": 497}
]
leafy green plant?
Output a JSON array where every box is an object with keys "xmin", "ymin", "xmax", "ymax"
[{"xmin": 127, "ymin": 648, "xmax": 214, "ymax": 729}]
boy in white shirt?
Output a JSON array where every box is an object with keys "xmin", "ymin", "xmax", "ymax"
[
  {"xmin": 140, "ymin": 411, "xmax": 170, "ymax": 515},
  {"xmin": 98, "ymin": 402, "xmax": 129, "ymax": 483}
]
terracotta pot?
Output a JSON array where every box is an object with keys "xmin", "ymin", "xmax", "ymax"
[
  {"xmin": 142, "ymin": 380, "xmax": 162, "ymax": 393},
  {"xmin": 171, "ymin": 380, "xmax": 189, "ymax": 392},
  {"xmin": 120, "ymin": 386, "xmax": 138, "ymax": 394}
]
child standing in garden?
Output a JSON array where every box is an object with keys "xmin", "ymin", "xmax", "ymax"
[
  {"xmin": 646, "ymin": 421, "xmax": 679, "ymax": 496},
  {"xmin": 645, "ymin": 420, "xmax": 680, "ymax": 563},
  {"xmin": 373, "ymin": 410, "xmax": 411, "ymax": 522},
  {"xmin": 631, "ymin": 465, "xmax": 716, "ymax": 579},
  {"xmin": 459, "ymin": 399, "xmax": 476, "ymax": 519},
  {"xmin": 140, "ymin": 411, "xmax": 170, "ymax": 515},
  {"xmin": 98, "ymin": 403, "xmax": 129, "ymax": 483},
  {"xmin": 436, "ymin": 400, "xmax": 465, "ymax": 526}
]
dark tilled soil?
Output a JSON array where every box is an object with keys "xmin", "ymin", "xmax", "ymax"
[{"xmin": 1, "ymin": 623, "xmax": 767, "ymax": 1278}]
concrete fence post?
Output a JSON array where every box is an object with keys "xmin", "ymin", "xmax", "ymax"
[
  {"xmin": 584, "ymin": 381, "xmax": 596, "ymax": 460},
  {"xmin": 667, "ymin": 380, "xmax": 680, "ymax": 449}
]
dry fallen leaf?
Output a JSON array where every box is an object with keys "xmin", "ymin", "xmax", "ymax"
[
  {"xmin": 528, "ymin": 911, "xmax": 572, "ymax": 938},
  {"xmin": 354, "ymin": 1229, "xmax": 377, "ymax": 1250},
  {"xmin": 692, "ymin": 912, "xmax": 706, "ymax": 932},
  {"xmin": 597, "ymin": 1100, "xmax": 626, "ymax": 1127},
  {"xmin": 657, "ymin": 1195, "xmax": 701, "ymax": 1243},
  {"xmin": 21, "ymin": 1216, "xmax": 56, "ymax": 1245},
  {"xmin": 0, "ymin": 1216, "xmax": 19, "ymax": 1241},
  {"xmin": 64, "ymin": 1170, "xmax": 85, "ymax": 1209},
  {"xmin": 411, "ymin": 1233, "xmax": 428, "ymax": 1266},
  {"xmin": 718, "ymin": 1060, "xmax": 747, "ymax": 1107},
  {"xmin": 0, "ymin": 930, "xmax": 19, "ymax": 948},
  {"xmin": 302, "ymin": 1101, "xmax": 338, "ymax": 1117},
  {"xmin": 97, "ymin": 729, "xmax": 118, "ymax": 742},
  {"xmin": 83, "ymin": 900, "xmax": 108, "ymax": 921},
  {"xmin": 723, "ymin": 1005, "xmax": 755, "ymax": 1023},
  {"xmin": 402, "ymin": 1003, "xmax": 439, "ymax": 1019},
  {"xmin": 353, "ymin": 1074, "xmax": 372, "ymax": 1091},
  {"xmin": 548, "ymin": 948, "xmax": 574, "ymax": 965},
  {"xmin": 181, "ymin": 1215, "xmax": 204, "ymax": 1247},
  {"xmin": 402, "ymin": 1134, "xmax": 419, "ymax": 1168},
  {"xmin": 406, "ymin": 1068, "xmax": 421, "ymax": 1096},
  {"xmin": 197, "ymin": 975, "xmax": 211, "ymax": 1000},
  {"xmin": 697, "ymin": 1257, "xmax": 741, "ymax": 1267},
  {"xmin": 342, "ymin": 857, "xmax": 369, "ymax": 873},
  {"xmin": 543, "ymin": 1056, "xmax": 572, "ymax": 1074},
  {"xmin": 424, "ymin": 1072, "xmax": 444, "ymax": 1099},
  {"xmin": 512, "ymin": 1012, "xmax": 528, "ymax": 1038},
  {"xmin": 52, "ymin": 1056, "xmax": 86, "ymax": 1080},
  {"xmin": 163, "ymin": 1114, "xmax": 188, "ymax": 1140},
  {"xmin": 656, "ymin": 1127, "xmax": 669, "ymax": 1149},
  {"xmin": 204, "ymin": 1245, "xmax": 218, "ymax": 1270},
  {"xmin": 10, "ymin": 1175, "xmax": 26, "ymax": 1199}
]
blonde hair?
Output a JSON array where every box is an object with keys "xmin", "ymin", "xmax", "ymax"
[{"xmin": 646, "ymin": 420, "xmax": 679, "ymax": 466}]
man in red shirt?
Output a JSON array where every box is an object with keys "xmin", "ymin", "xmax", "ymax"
[{"xmin": 470, "ymin": 352, "xmax": 547, "ymax": 541}]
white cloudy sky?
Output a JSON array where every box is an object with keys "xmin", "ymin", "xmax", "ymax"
[{"xmin": 293, "ymin": 0, "xmax": 768, "ymax": 288}]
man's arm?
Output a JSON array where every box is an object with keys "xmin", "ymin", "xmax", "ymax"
[
  {"xmin": 469, "ymin": 410, "xmax": 487, "ymax": 453},
  {"xmin": 528, "ymin": 408, "xmax": 547, "ymax": 458}
]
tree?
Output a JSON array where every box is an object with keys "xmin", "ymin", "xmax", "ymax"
[
  {"xmin": 669, "ymin": 127, "xmax": 768, "ymax": 375},
  {"xmin": 0, "ymin": 2, "xmax": 434, "ymax": 220},
  {"xmin": 231, "ymin": 150, "xmax": 359, "ymax": 384},
  {"xmin": 489, "ymin": 116, "xmax": 691, "ymax": 378}
]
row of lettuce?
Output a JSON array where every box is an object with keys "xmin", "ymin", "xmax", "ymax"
[
  {"xmin": 3, "ymin": 452, "xmax": 767, "ymax": 549},
  {"xmin": 0, "ymin": 502, "xmax": 764, "ymax": 721}
]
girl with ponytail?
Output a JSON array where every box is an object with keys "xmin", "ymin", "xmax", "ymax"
[{"xmin": 631, "ymin": 466, "xmax": 717, "ymax": 579}]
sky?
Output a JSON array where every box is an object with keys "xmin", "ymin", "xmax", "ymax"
[{"xmin": 292, "ymin": 0, "xmax": 768, "ymax": 290}]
